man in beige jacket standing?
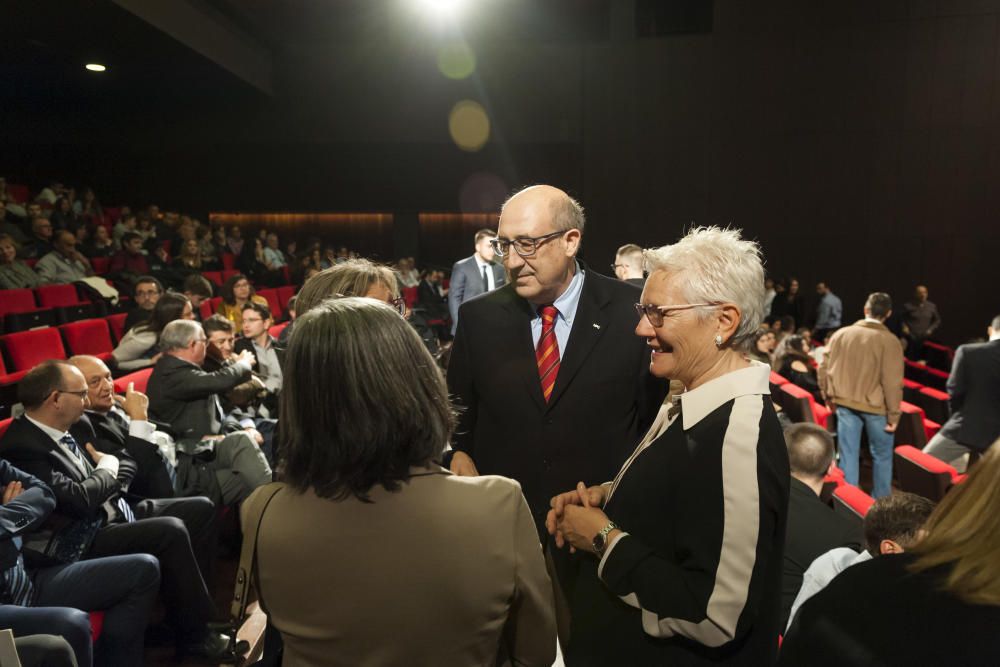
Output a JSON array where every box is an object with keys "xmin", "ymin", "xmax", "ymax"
[{"xmin": 819, "ymin": 292, "xmax": 903, "ymax": 498}]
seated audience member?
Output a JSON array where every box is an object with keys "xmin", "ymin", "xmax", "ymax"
[
  {"xmin": 0, "ymin": 458, "xmax": 161, "ymax": 667},
  {"xmin": 235, "ymin": 238, "xmax": 267, "ymax": 283},
  {"xmin": 0, "ymin": 200, "xmax": 29, "ymax": 244},
  {"xmin": 0, "ymin": 233, "xmax": 43, "ymax": 289},
  {"xmin": 775, "ymin": 334, "xmax": 822, "ymax": 402},
  {"xmin": 780, "ymin": 423, "xmax": 863, "ymax": 628},
  {"xmin": 73, "ymin": 187, "xmax": 102, "ymax": 224},
  {"xmin": 235, "ymin": 302, "xmax": 283, "ymax": 397},
  {"xmin": 181, "ymin": 273, "xmax": 214, "ymax": 319},
  {"xmin": 22, "ymin": 218, "xmax": 54, "ymax": 260},
  {"xmin": 146, "ymin": 320, "xmax": 272, "ymax": 501},
  {"xmin": 112, "ymin": 212, "xmax": 137, "ymax": 247},
  {"xmin": 748, "ymin": 327, "xmax": 776, "ymax": 364},
  {"xmin": 217, "ymin": 273, "xmax": 267, "ymax": 331},
  {"xmin": 122, "ymin": 276, "xmax": 163, "ymax": 333},
  {"xmin": 35, "ymin": 231, "xmax": 92, "ymax": 284},
  {"xmin": 203, "ymin": 315, "xmax": 267, "ymax": 412},
  {"xmin": 48, "ymin": 197, "xmax": 77, "ymax": 230},
  {"xmin": 113, "ymin": 292, "xmax": 193, "ymax": 372},
  {"xmin": 780, "ymin": 449, "xmax": 1000, "ymax": 667},
  {"xmin": 172, "ymin": 238, "xmax": 203, "ymax": 275},
  {"xmin": 262, "ymin": 233, "xmax": 286, "ymax": 269},
  {"xmin": 245, "ymin": 297, "xmax": 554, "ymax": 666},
  {"xmin": 196, "ymin": 226, "xmax": 219, "ymax": 268},
  {"xmin": 70, "ymin": 354, "xmax": 271, "ymax": 508},
  {"xmin": 226, "ymin": 225, "xmax": 244, "ymax": 256},
  {"xmin": 276, "ymin": 295, "xmax": 296, "ymax": 347},
  {"xmin": 0, "ymin": 361, "xmax": 237, "ymax": 661},
  {"xmin": 416, "ymin": 268, "xmax": 449, "ymax": 319},
  {"xmin": 109, "ymin": 232, "xmax": 150, "ymax": 286},
  {"xmin": 786, "ymin": 491, "xmax": 935, "ymax": 631},
  {"xmin": 82, "ymin": 223, "xmax": 115, "ymax": 258}
]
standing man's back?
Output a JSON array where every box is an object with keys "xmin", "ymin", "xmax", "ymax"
[{"xmin": 447, "ymin": 185, "xmax": 666, "ymax": 532}]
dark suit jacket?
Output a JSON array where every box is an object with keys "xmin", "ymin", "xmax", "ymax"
[
  {"xmin": 0, "ymin": 459, "xmax": 55, "ymax": 570},
  {"xmin": 938, "ymin": 339, "xmax": 1000, "ymax": 451},
  {"xmin": 0, "ymin": 416, "xmax": 137, "ymax": 560},
  {"xmin": 448, "ymin": 255, "xmax": 506, "ymax": 333},
  {"xmin": 447, "ymin": 267, "xmax": 668, "ymax": 529},
  {"xmin": 417, "ymin": 280, "xmax": 448, "ymax": 320},
  {"xmin": 71, "ymin": 411, "xmax": 175, "ymax": 499},
  {"xmin": 146, "ymin": 354, "xmax": 250, "ymax": 441},
  {"xmin": 780, "ymin": 478, "xmax": 862, "ymax": 629}
]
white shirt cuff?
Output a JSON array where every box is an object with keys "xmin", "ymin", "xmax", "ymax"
[
  {"xmin": 128, "ymin": 419, "xmax": 156, "ymax": 442},
  {"xmin": 234, "ymin": 358, "xmax": 253, "ymax": 373},
  {"xmin": 597, "ymin": 531, "xmax": 629, "ymax": 581},
  {"xmin": 95, "ymin": 454, "xmax": 120, "ymax": 477}
]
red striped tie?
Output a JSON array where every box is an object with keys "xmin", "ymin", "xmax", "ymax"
[{"xmin": 536, "ymin": 305, "xmax": 560, "ymax": 402}]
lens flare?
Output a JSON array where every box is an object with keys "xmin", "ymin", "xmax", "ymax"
[
  {"xmin": 437, "ymin": 42, "xmax": 476, "ymax": 80},
  {"xmin": 448, "ymin": 100, "xmax": 490, "ymax": 152}
]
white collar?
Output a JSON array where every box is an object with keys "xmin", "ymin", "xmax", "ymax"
[
  {"xmin": 473, "ymin": 255, "xmax": 492, "ymax": 269},
  {"xmin": 679, "ymin": 361, "xmax": 770, "ymax": 430},
  {"xmin": 25, "ymin": 414, "xmax": 70, "ymax": 445}
]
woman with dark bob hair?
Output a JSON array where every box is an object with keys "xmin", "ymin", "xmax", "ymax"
[{"xmin": 242, "ymin": 297, "xmax": 555, "ymax": 666}]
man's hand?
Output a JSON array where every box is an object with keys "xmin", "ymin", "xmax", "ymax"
[
  {"xmin": 884, "ymin": 422, "xmax": 898, "ymax": 434},
  {"xmin": 244, "ymin": 427, "xmax": 264, "ymax": 445},
  {"xmin": 235, "ymin": 349, "xmax": 255, "ymax": 366},
  {"xmin": 113, "ymin": 382, "xmax": 149, "ymax": 421},
  {"xmin": 449, "ymin": 451, "xmax": 479, "ymax": 477},
  {"xmin": 2, "ymin": 481, "xmax": 24, "ymax": 505},
  {"xmin": 85, "ymin": 443, "xmax": 106, "ymax": 465},
  {"xmin": 547, "ymin": 482, "xmax": 607, "ymax": 549}
]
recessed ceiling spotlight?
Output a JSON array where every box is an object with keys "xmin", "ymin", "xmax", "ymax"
[
  {"xmin": 415, "ymin": 0, "xmax": 465, "ymax": 18},
  {"xmin": 85, "ymin": 63, "xmax": 107, "ymax": 72}
]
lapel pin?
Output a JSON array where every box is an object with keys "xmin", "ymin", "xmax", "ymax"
[{"xmin": 593, "ymin": 323, "xmax": 601, "ymax": 329}]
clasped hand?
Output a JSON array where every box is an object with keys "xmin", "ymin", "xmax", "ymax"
[{"xmin": 545, "ymin": 482, "xmax": 610, "ymax": 555}]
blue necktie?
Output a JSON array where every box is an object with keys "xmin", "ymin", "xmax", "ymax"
[
  {"xmin": 2, "ymin": 537, "xmax": 34, "ymax": 606},
  {"xmin": 60, "ymin": 434, "xmax": 136, "ymax": 523}
]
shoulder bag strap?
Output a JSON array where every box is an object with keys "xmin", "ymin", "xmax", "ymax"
[{"xmin": 231, "ymin": 482, "xmax": 284, "ymax": 624}]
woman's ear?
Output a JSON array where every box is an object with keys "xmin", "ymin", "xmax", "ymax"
[{"xmin": 717, "ymin": 303, "xmax": 742, "ymax": 342}]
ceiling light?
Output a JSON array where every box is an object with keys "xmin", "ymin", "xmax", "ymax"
[
  {"xmin": 415, "ymin": 0, "xmax": 466, "ymax": 18},
  {"xmin": 85, "ymin": 63, "xmax": 107, "ymax": 72}
]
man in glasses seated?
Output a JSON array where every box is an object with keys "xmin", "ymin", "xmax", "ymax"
[{"xmin": 446, "ymin": 184, "xmax": 668, "ymax": 541}]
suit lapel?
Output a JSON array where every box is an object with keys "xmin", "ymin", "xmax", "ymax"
[
  {"xmin": 545, "ymin": 272, "xmax": 610, "ymax": 411},
  {"xmin": 492, "ymin": 262, "xmax": 506, "ymax": 288},
  {"xmin": 19, "ymin": 418, "xmax": 90, "ymax": 480}
]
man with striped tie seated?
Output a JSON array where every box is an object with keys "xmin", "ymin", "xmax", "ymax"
[
  {"xmin": 0, "ymin": 457, "xmax": 160, "ymax": 666},
  {"xmin": 0, "ymin": 361, "xmax": 242, "ymax": 662}
]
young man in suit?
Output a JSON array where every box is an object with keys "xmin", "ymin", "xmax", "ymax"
[
  {"xmin": 0, "ymin": 361, "xmax": 239, "ymax": 662},
  {"xmin": 447, "ymin": 184, "xmax": 667, "ymax": 534},
  {"xmin": 448, "ymin": 228, "xmax": 506, "ymax": 334},
  {"xmin": 922, "ymin": 313, "xmax": 1000, "ymax": 469}
]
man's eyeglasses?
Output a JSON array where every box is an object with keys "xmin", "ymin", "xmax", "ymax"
[
  {"xmin": 634, "ymin": 302, "xmax": 719, "ymax": 328},
  {"xmin": 611, "ymin": 263, "xmax": 625, "ymax": 272},
  {"xmin": 490, "ymin": 231, "xmax": 565, "ymax": 258},
  {"xmin": 389, "ymin": 297, "xmax": 406, "ymax": 316},
  {"xmin": 56, "ymin": 388, "xmax": 89, "ymax": 400}
]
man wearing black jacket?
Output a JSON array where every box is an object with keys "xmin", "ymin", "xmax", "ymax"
[{"xmin": 0, "ymin": 360, "xmax": 236, "ymax": 661}]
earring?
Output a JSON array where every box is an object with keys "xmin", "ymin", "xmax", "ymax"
[{"xmin": 714, "ymin": 334, "xmax": 723, "ymax": 348}]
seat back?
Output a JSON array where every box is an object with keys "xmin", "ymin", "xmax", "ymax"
[
  {"xmin": 221, "ymin": 253, "xmax": 236, "ymax": 270},
  {"xmin": 916, "ymin": 386, "xmax": 950, "ymax": 425},
  {"xmin": 777, "ymin": 383, "xmax": 829, "ymax": 426},
  {"xmin": 895, "ymin": 401, "xmax": 929, "ymax": 448},
  {"xmin": 202, "ymin": 271, "xmax": 223, "ymax": 287},
  {"xmin": 90, "ymin": 257, "xmax": 111, "ymax": 275},
  {"xmin": 0, "ymin": 289, "xmax": 37, "ymax": 317},
  {"xmin": 256, "ymin": 289, "xmax": 283, "ymax": 322},
  {"xmin": 113, "ymin": 368, "xmax": 154, "ymax": 394},
  {"xmin": 832, "ymin": 483, "xmax": 874, "ymax": 524},
  {"xmin": 922, "ymin": 366, "xmax": 949, "ymax": 392},
  {"xmin": 269, "ymin": 322, "xmax": 289, "ymax": 339},
  {"xmin": 107, "ymin": 313, "xmax": 128, "ymax": 342},
  {"xmin": 902, "ymin": 378, "xmax": 924, "ymax": 404},
  {"xmin": 36, "ymin": 284, "xmax": 82, "ymax": 308},
  {"xmin": 60, "ymin": 319, "xmax": 114, "ymax": 360},
  {"xmin": 3, "ymin": 328, "xmax": 67, "ymax": 371},
  {"xmin": 277, "ymin": 285, "xmax": 296, "ymax": 312},
  {"xmin": 0, "ymin": 417, "xmax": 11, "ymax": 439},
  {"xmin": 921, "ymin": 341, "xmax": 953, "ymax": 373},
  {"xmin": 894, "ymin": 445, "xmax": 960, "ymax": 501}
]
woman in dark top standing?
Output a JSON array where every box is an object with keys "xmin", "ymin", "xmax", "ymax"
[
  {"xmin": 770, "ymin": 277, "xmax": 806, "ymax": 331},
  {"xmin": 547, "ymin": 226, "xmax": 789, "ymax": 666},
  {"xmin": 779, "ymin": 442, "xmax": 1000, "ymax": 666},
  {"xmin": 776, "ymin": 334, "xmax": 822, "ymax": 402}
]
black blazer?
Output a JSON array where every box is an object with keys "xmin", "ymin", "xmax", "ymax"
[
  {"xmin": 0, "ymin": 459, "xmax": 55, "ymax": 570},
  {"xmin": 417, "ymin": 280, "xmax": 449, "ymax": 319},
  {"xmin": 447, "ymin": 267, "xmax": 667, "ymax": 528},
  {"xmin": 780, "ymin": 478, "xmax": 862, "ymax": 628},
  {"xmin": 72, "ymin": 411, "xmax": 175, "ymax": 500},
  {"xmin": 938, "ymin": 339, "xmax": 1000, "ymax": 451},
  {"xmin": 0, "ymin": 416, "xmax": 136, "ymax": 559},
  {"xmin": 146, "ymin": 355, "xmax": 250, "ymax": 441}
]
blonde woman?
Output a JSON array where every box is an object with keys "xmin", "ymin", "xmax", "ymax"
[{"xmin": 780, "ymin": 442, "xmax": 1000, "ymax": 665}]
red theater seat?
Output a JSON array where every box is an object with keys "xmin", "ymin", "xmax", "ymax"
[
  {"xmin": 402, "ymin": 286, "xmax": 418, "ymax": 308},
  {"xmin": 269, "ymin": 322, "xmax": 289, "ymax": 339},
  {"xmin": 902, "ymin": 378, "xmax": 923, "ymax": 404},
  {"xmin": 202, "ymin": 271, "xmax": 223, "ymax": 287},
  {"xmin": 894, "ymin": 444, "xmax": 965, "ymax": 501},
  {"xmin": 922, "ymin": 366, "xmax": 949, "ymax": 392},
  {"xmin": 0, "ymin": 417, "xmax": 11, "ymax": 438},
  {"xmin": 0, "ymin": 289, "xmax": 53, "ymax": 333},
  {"xmin": 777, "ymin": 383, "xmax": 831, "ymax": 427},
  {"xmin": 3, "ymin": 328, "xmax": 67, "ymax": 371},
  {"xmin": 0, "ymin": 289, "xmax": 37, "ymax": 318},
  {"xmin": 896, "ymin": 401, "xmax": 930, "ymax": 448},
  {"xmin": 90, "ymin": 257, "xmax": 110, "ymax": 275},
  {"xmin": 916, "ymin": 386, "xmax": 950, "ymax": 425},
  {"xmin": 221, "ymin": 270, "xmax": 239, "ymax": 283},
  {"xmin": 113, "ymin": 368, "xmax": 153, "ymax": 394},
  {"xmin": 921, "ymin": 341, "xmax": 954, "ymax": 372},
  {"xmin": 60, "ymin": 319, "xmax": 114, "ymax": 362},
  {"xmin": 6, "ymin": 184, "xmax": 29, "ymax": 203},
  {"xmin": 277, "ymin": 286, "xmax": 296, "ymax": 312},
  {"xmin": 36, "ymin": 284, "xmax": 82, "ymax": 308},
  {"xmin": 832, "ymin": 483, "xmax": 874, "ymax": 521},
  {"xmin": 221, "ymin": 253, "xmax": 236, "ymax": 270},
  {"xmin": 107, "ymin": 312, "xmax": 128, "ymax": 342},
  {"xmin": 199, "ymin": 299, "xmax": 214, "ymax": 320},
  {"xmin": 256, "ymin": 289, "xmax": 283, "ymax": 321}
]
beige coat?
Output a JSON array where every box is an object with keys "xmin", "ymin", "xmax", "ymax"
[
  {"xmin": 818, "ymin": 319, "xmax": 904, "ymax": 424},
  {"xmin": 243, "ymin": 465, "xmax": 555, "ymax": 667}
]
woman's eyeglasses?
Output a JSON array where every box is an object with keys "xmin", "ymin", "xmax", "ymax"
[{"xmin": 634, "ymin": 302, "xmax": 719, "ymax": 327}]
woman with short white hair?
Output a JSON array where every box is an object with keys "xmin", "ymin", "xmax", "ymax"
[{"xmin": 547, "ymin": 226, "xmax": 790, "ymax": 666}]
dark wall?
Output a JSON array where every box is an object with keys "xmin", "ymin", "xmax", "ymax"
[{"xmin": 3, "ymin": 0, "xmax": 998, "ymax": 343}]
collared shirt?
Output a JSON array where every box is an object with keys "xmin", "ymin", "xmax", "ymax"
[
  {"xmin": 902, "ymin": 300, "xmax": 940, "ymax": 338},
  {"xmin": 35, "ymin": 252, "xmax": 88, "ymax": 284},
  {"xmin": 815, "ymin": 292, "xmax": 842, "ymax": 329},
  {"xmin": 96, "ymin": 407, "xmax": 179, "ymax": 468},
  {"xmin": 24, "ymin": 415, "xmax": 118, "ymax": 477},
  {"xmin": 473, "ymin": 256, "xmax": 497, "ymax": 292},
  {"xmin": 786, "ymin": 547, "xmax": 870, "ymax": 631},
  {"xmin": 252, "ymin": 338, "xmax": 283, "ymax": 393},
  {"xmin": 262, "ymin": 247, "xmax": 286, "ymax": 268},
  {"xmin": 529, "ymin": 262, "xmax": 585, "ymax": 355}
]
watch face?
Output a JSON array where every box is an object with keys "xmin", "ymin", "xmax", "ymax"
[{"xmin": 593, "ymin": 533, "xmax": 606, "ymax": 554}]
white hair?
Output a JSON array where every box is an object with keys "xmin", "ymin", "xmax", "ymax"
[
  {"xmin": 643, "ymin": 226, "xmax": 765, "ymax": 350},
  {"xmin": 160, "ymin": 319, "xmax": 202, "ymax": 352}
]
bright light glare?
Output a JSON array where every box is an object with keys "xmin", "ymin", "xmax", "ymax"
[
  {"xmin": 415, "ymin": 0, "xmax": 466, "ymax": 17},
  {"xmin": 85, "ymin": 63, "xmax": 107, "ymax": 72}
]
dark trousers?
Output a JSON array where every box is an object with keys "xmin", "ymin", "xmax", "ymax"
[
  {"xmin": 31, "ymin": 553, "xmax": 160, "ymax": 666},
  {"xmin": 13, "ymin": 634, "xmax": 78, "ymax": 667},
  {"xmin": 0, "ymin": 606, "xmax": 91, "ymax": 667},
  {"xmin": 87, "ymin": 496, "xmax": 217, "ymax": 640}
]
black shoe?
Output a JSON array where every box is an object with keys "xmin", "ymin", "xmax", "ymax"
[{"xmin": 176, "ymin": 630, "xmax": 249, "ymax": 663}]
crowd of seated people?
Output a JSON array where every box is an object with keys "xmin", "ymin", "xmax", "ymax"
[{"xmin": 2, "ymin": 175, "xmax": 997, "ymax": 666}]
